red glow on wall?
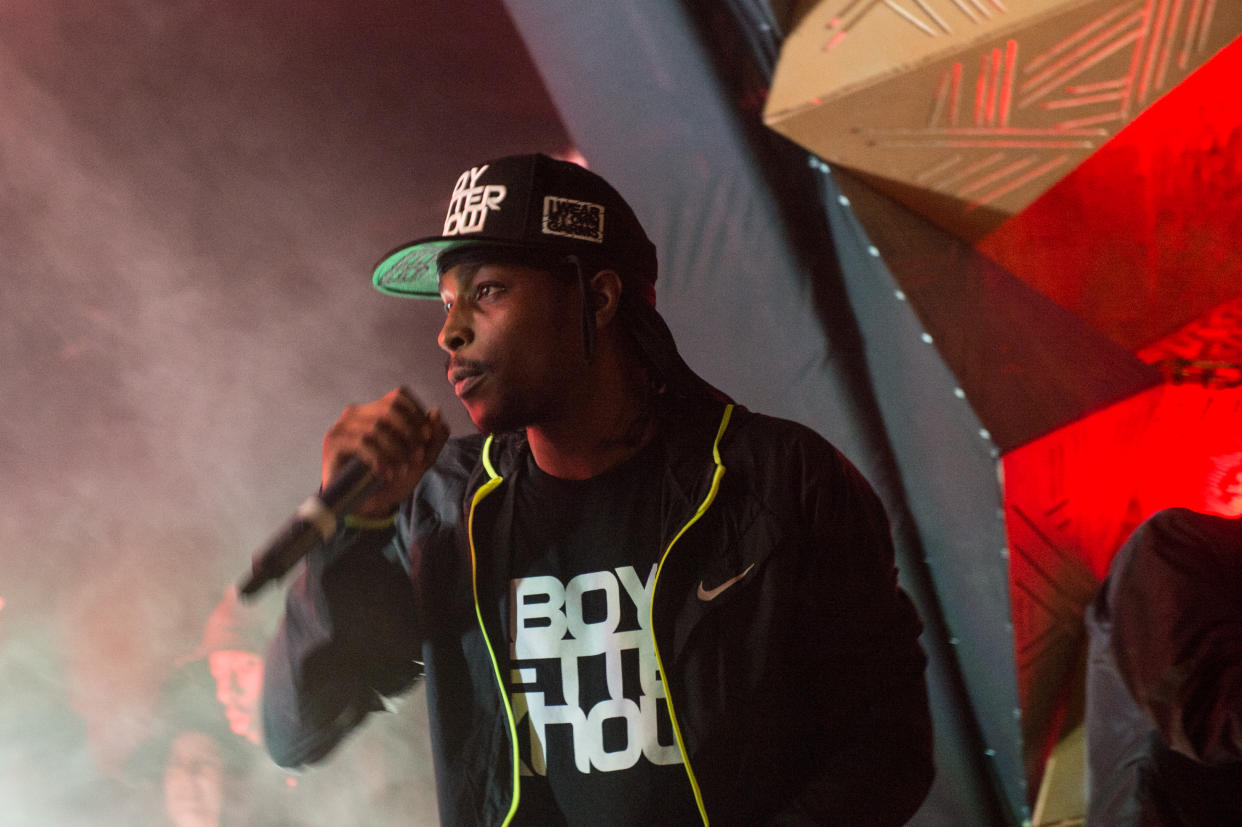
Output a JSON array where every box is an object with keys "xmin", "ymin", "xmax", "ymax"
[
  {"xmin": 1005, "ymin": 384, "xmax": 1242, "ymax": 581},
  {"xmin": 1002, "ymin": 383, "xmax": 1242, "ymax": 796}
]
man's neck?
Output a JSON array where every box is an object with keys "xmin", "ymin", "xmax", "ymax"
[{"xmin": 525, "ymin": 371, "xmax": 658, "ymax": 481}]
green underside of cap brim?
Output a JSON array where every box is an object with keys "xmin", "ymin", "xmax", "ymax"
[
  {"xmin": 372, "ymin": 239, "xmax": 461, "ymax": 299},
  {"xmin": 372, "ymin": 237, "xmax": 563, "ymax": 299}
]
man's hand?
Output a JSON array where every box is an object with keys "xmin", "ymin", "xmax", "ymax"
[{"xmin": 322, "ymin": 387, "xmax": 450, "ymax": 518}]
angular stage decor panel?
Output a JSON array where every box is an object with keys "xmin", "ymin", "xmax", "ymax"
[{"xmin": 764, "ymin": 0, "xmax": 1241, "ymax": 240}]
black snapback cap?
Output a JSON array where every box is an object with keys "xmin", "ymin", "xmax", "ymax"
[{"xmin": 372, "ymin": 154, "xmax": 658, "ymax": 302}]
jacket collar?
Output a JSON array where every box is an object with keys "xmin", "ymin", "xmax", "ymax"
[{"xmin": 477, "ymin": 395, "xmax": 732, "ymax": 496}]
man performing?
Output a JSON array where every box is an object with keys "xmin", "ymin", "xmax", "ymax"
[{"xmin": 261, "ymin": 153, "xmax": 934, "ymax": 825}]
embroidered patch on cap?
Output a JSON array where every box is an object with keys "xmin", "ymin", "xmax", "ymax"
[
  {"xmin": 542, "ymin": 196, "xmax": 605, "ymax": 243},
  {"xmin": 443, "ymin": 165, "xmax": 507, "ymax": 236}
]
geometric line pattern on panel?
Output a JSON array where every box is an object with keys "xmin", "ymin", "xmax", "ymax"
[
  {"xmin": 863, "ymin": 0, "xmax": 1226, "ymax": 211},
  {"xmin": 1005, "ymin": 496, "xmax": 1100, "ymax": 799},
  {"xmin": 821, "ymin": 0, "xmax": 1014, "ymax": 49},
  {"xmin": 1008, "ymin": 502, "xmax": 1098, "ymax": 675}
]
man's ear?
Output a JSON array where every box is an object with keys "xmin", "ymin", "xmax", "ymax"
[{"xmin": 589, "ymin": 268, "xmax": 624, "ymax": 329}]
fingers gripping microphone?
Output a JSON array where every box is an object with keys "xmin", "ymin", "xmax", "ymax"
[{"xmin": 237, "ymin": 458, "xmax": 382, "ymax": 598}]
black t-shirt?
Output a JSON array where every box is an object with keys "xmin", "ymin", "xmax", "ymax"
[{"xmin": 505, "ymin": 437, "xmax": 702, "ymax": 826}]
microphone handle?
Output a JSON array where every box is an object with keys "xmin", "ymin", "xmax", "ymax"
[{"xmin": 237, "ymin": 459, "xmax": 381, "ymax": 598}]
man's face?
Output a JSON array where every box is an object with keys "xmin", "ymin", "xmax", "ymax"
[
  {"xmin": 163, "ymin": 731, "xmax": 224, "ymax": 827},
  {"xmin": 207, "ymin": 650, "xmax": 263, "ymax": 745},
  {"xmin": 439, "ymin": 260, "xmax": 586, "ymax": 433}
]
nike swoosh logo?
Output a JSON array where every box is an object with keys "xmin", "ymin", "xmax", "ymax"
[{"xmin": 697, "ymin": 563, "xmax": 755, "ymax": 602}]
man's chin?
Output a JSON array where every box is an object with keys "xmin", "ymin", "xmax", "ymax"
[{"xmin": 464, "ymin": 401, "xmax": 517, "ymax": 436}]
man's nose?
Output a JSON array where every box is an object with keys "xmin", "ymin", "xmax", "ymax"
[{"xmin": 438, "ymin": 306, "xmax": 472, "ymax": 352}]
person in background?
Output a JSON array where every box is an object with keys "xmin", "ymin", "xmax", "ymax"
[
  {"xmin": 160, "ymin": 728, "xmax": 249, "ymax": 827},
  {"xmin": 261, "ymin": 153, "xmax": 934, "ymax": 825},
  {"xmin": 1085, "ymin": 507, "xmax": 1242, "ymax": 825},
  {"xmin": 190, "ymin": 586, "xmax": 267, "ymax": 746},
  {"xmin": 128, "ymin": 659, "xmax": 262, "ymax": 827}
]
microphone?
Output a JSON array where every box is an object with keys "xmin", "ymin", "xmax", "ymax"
[{"xmin": 237, "ymin": 457, "xmax": 382, "ymax": 598}]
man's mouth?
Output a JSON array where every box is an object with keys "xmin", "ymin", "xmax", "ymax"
[{"xmin": 448, "ymin": 361, "xmax": 487, "ymax": 398}]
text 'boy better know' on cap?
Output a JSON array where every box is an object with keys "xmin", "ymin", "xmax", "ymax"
[{"xmin": 371, "ymin": 153, "xmax": 658, "ymax": 304}]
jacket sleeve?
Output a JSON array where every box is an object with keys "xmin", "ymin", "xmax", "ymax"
[
  {"xmin": 1107, "ymin": 508, "xmax": 1242, "ymax": 765},
  {"xmin": 776, "ymin": 444, "xmax": 934, "ymax": 825},
  {"xmin": 261, "ymin": 515, "xmax": 422, "ymax": 769}
]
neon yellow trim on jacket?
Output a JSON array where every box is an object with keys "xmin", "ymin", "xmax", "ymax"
[
  {"xmin": 649, "ymin": 403, "xmax": 734, "ymax": 826},
  {"xmin": 468, "ymin": 433, "xmax": 521, "ymax": 826}
]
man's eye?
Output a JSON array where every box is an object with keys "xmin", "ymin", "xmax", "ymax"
[{"xmin": 476, "ymin": 283, "xmax": 502, "ymax": 300}]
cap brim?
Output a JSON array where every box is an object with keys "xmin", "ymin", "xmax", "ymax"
[
  {"xmin": 373, "ymin": 236, "xmax": 576, "ymax": 299},
  {"xmin": 372, "ymin": 238, "xmax": 461, "ymax": 299}
]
